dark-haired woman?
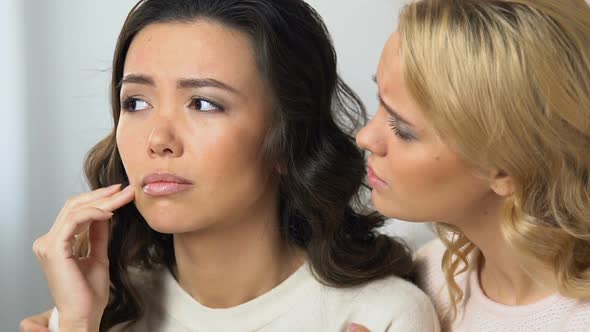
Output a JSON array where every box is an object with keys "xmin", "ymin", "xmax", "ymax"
[{"xmin": 29, "ymin": 0, "xmax": 438, "ymax": 331}]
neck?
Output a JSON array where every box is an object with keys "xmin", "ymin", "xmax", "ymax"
[
  {"xmin": 454, "ymin": 193, "xmax": 555, "ymax": 305},
  {"xmin": 173, "ymin": 198, "xmax": 305, "ymax": 309}
]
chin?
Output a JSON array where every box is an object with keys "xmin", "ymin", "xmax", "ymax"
[
  {"xmin": 135, "ymin": 203, "xmax": 196, "ymax": 234},
  {"xmin": 371, "ymin": 191, "xmax": 398, "ymax": 218},
  {"xmin": 141, "ymin": 207, "xmax": 226, "ymax": 235},
  {"xmin": 143, "ymin": 214, "xmax": 207, "ymax": 234}
]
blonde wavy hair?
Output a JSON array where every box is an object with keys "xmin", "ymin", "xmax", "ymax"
[{"xmin": 397, "ymin": 0, "xmax": 590, "ymax": 321}]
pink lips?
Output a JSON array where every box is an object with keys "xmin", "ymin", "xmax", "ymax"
[
  {"xmin": 367, "ymin": 165, "xmax": 387, "ymax": 189},
  {"xmin": 142, "ymin": 173, "xmax": 193, "ymax": 196}
]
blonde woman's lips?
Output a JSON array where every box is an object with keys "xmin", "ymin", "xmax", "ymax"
[{"xmin": 367, "ymin": 165, "xmax": 387, "ymax": 189}]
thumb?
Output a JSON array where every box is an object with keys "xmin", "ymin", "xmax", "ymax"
[{"xmin": 349, "ymin": 323, "xmax": 371, "ymax": 332}]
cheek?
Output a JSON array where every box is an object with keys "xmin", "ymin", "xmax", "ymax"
[
  {"xmin": 383, "ymin": 144, "xmax": 439, "ymax": 189},
  {"xmin": 384, "ymin": 146, "xmax": 489, "ymax": 218},
  {"xmin": 379, "ymin": 142, "xmax": 473, "ymax": 208},
  {"xmin": 183, "ymin": 126, "xmax": 272, "ymax": 220},
  {"xmin": 115, "ymin": 122, "xmax": 143, "ymax": 185},
  {"xmin": 188, "ymin": 126, "xmax": 267, "ymax": 180}
]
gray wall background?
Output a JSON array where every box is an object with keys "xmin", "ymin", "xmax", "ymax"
[{"xmin": 1, "ymin": 1, "xmax": 433, "ymax": 329}]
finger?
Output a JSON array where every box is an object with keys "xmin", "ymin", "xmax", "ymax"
[
  {"xmin": 88, "ymin": 214, "xmax": 110, "ymax": 262},
  {"xmin": 54, "ymin": 207, "xmax": 113, "ymax": 259},
  {"xmin": 349, "ymin": 323, "xmax": 371, "ymax": 332},
  {"xmin": 92, "ymin": 184, "xmax": 135, "ymax": 212},
  {"xmin": 19, "ymin": 320, "xmax": 49, "ymax": 332},
  {"xmin": 51, "ymin": 185, "xmax": 128, "ymax": 247},
  {"xmin": 39, "ymin": 309, "xmax": 52, "ymax": 323},
  {"xmin": 66, "ymin": 184, "xmax": 122, "ymax": 209},
  {"xmin": 19, "ymin": 311, "xmax": 51, "ymax": 332},
  {"xmin": 51, "ymin": 184, "xmax": 121, "ymax": 234}
]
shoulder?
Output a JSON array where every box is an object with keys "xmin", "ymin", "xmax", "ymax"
[
  {"xmin": 414, "ymin": 239, "xmax": 447, "ymax": 296},
  {"xmin": 354, "ymin": 274, "xmax": 435, "ymax": 310},
  {"xmin": 324, "ymin": 275, "xmax": 440, "ymax": 331},
  {"xmin": 367, "ymin": 275, "xmax": 439, "ymax": 325},
  {"xmin": 415, "ymin": 238, "xmax": 446, "ymax": 272},
  {"xmin": 566, "ymin": 299, "xmax": 590, "ymax": 330}
]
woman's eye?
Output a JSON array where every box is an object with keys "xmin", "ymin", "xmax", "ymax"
[
  {"xmin": 122, "ymin": 97, "xmax": 150, "ymax": 112},
  {"xmin": 191, "ymin": 98, "xmax": 222, "ymax": 112},
  {"xmin": 388, "ymin": 117, "xmax": 416, "ymax": 142}
]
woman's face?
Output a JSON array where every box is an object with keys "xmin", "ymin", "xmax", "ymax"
[
  {"xmin": 116, "ymin": 21, "xmax": 277, "ymax": 234},
  {"xmin": 356, "ymin": 32, "xmax": 495, "ymax": 225}
]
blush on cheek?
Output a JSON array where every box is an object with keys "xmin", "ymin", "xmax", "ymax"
[{"xmin": 115, "ymin": 142, "xmax": 134, "ymax": 186}]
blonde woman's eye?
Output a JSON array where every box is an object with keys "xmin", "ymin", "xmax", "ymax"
[
  {"xmin": 388, "ymin": 116, "xmax": 416, "ymax": 141},
  {"xmin": 191, "ymin": 98, "xmax": 223, "ymax": 112},
  {"xmin": 122, "ymin": 97, "xmax": 151, "ymax": 112}
]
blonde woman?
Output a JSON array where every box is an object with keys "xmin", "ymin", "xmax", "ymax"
[{"xmin": 352, "ymin": 0, "xmax": 590, "ymax": 331}]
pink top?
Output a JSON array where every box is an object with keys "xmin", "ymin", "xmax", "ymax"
[{"xmin": 415, "ymin": 239, "xmax": 590, "ymax": 332}]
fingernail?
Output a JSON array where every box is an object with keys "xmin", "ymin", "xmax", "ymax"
[
  {"xmin": 349, "ymin": 323, "xmax": 361, "ymax": 332},
  {"xmin": 109, "ymin": 183, "xmax": 122, "ymax": 189}
]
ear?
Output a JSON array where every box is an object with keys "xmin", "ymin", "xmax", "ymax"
[{"xmin": 489, "ymin": 170, "xmax": 515, "ymax": 197}]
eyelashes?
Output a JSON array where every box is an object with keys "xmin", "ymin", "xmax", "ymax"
[
  {"xmin": 189, "ymin": 98, "xmax": 224, "ymax": 112},
  {"xmin": 388, "ymin": 117, "xmax": 415, "ymax": 141},
  {"xmin": 121, "ymin": 97, "xmax": 151, "ymax": 112},
  {"xmin": 121, "ymin": 96, "xmax": 224, "ymax": 113},
  {"xmin": 375, "ymin": 92, "xmax": 416, "ymax": 142}
]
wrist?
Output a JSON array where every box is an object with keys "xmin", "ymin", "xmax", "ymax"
[{"xmin": 59, "ymin": 316, "xmax": 101, "ymax": 332}]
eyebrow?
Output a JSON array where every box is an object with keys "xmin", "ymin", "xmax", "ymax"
[
  {"xmin": 119, "ymin": 74, "xmax": 241, "ymax": 95},
  {"xmin": 120, "ymin": 74, "xmax": 154, "ymax": 87},
  {"xmin": 372, "ymin": 75, "xmax": 415, "ymax": 128}
]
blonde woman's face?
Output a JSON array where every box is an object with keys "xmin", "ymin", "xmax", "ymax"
[
  {"xmin": 116, "ymin": 21, "xmax": 276, "ymax": 234},
  {"xmin": 356, "ymin": 32, "xmax": 494, "ymax": 224}
]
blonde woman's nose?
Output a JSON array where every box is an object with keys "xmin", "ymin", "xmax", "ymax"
[{"xmin": 356, "ymin": 116, "xmax": 385, "ymax": 156}]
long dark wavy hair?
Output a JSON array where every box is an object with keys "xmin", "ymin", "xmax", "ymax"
[{"xmin": 82, "ymin": 0, "xmax": 414, "ymax": 330}]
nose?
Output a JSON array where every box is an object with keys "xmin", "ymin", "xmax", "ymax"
[
  {"xmin": 356, "ymin": 114, "xmax": 386, "ymax": 156},
  {"xmin": 147, "ymin": 118, "xmax": 184, "ymax": 158}
]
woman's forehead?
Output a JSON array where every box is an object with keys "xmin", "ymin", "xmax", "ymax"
[{"xmin": 123, "ymin": 21, "xmax": 261, "ymax": 91}]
